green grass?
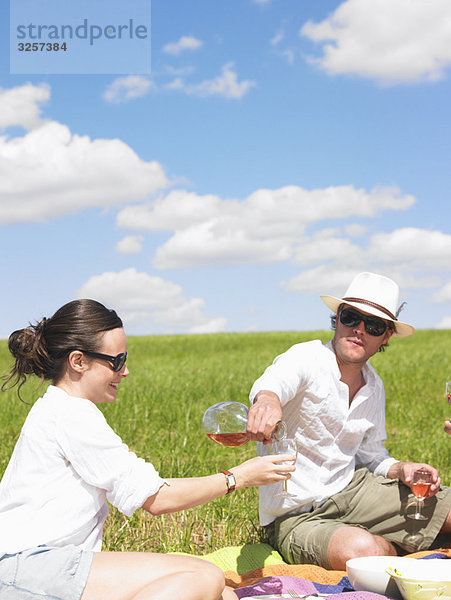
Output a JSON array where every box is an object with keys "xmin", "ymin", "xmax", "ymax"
[{"xmin": 0, "ymin": 330, "xmax": 450, "ymax": 554}]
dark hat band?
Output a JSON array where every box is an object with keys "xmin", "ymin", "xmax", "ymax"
[{"xmin": 342, "ymin": 297, "xmax": 397, "ymax": 321}]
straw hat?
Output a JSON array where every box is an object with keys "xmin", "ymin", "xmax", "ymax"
[{"xmin": 320, "ymin": 272, "xmax": 415, "ymax": 337}]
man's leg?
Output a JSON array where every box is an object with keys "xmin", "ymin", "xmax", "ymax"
[
  {"xmin": 439, "ymin": 509, "xmax": 451, "ymax": 534},
  {"xmin": 266, "ymin": 467, "xmax": 451, "ymax": 569},
  {"xmin": 327, "ymin": 526, "xmax": 397, "ymax": 570}
]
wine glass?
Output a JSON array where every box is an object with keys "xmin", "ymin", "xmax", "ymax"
[
  {"xmin": 446, "ymin": 382, "xmax": 451, "ymax": 406},
  {"xmin": 272, "ymin": 437, "xmax": 298, "ymax": 498},
  {"xmin": 402, "ymin": 528, "xmax": 424, "ymax": 551},
  {"xmin": 202, "ymin": 401, "xmax": 287, "ymax": 447},
  {"xmin": 407, "ymin": 469, "xmax": 433, "ymax": 520}
]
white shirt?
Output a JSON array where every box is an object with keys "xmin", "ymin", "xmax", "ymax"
[
  {"xmin": 0, "ymin": 385, "xmax": 165, "ymax": 556},
  {"xmin": 249, "ymin": 340, "xmax": 398, "ymax": 526}
]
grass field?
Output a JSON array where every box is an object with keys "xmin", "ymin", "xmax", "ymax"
[{"xmin": 0, "ymin": 329, "xmax": 450, "ymax": 555}]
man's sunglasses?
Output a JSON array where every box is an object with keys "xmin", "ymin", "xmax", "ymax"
[
  {"xmin": 339, "ymin": 307, "xmax": 390, "ymax": 337},
  {"xmin": 81, "ymin": 350, "xmax": 127, "ymax": 372}
]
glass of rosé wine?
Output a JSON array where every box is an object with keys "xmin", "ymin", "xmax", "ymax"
[
  {"xmin": 272, "ymin": 437, "xmax": 298, "ymax": 498},
  {"xmin": 407, "ymin": 469, "xmax": 433, "ymax": 520},
  {"xmin": 202, "ymin": 401, "xmax": 286, "ymax": 447}
]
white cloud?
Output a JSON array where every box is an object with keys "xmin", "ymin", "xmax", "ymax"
[
  {"xmin": 281, "ymin": 265, "xmax": 360, "ymax": 295},
  {"xmin": 117, "ymin": 190, "xmax": 224, "ymax": 231},
  {"xmin": 281, "ymin": 227, "xmax": 444, "ymax": 297},
  {"xmin": 281, "ymin": 264, "xmax": 439, "ymax": 298},
  {"xmin": 154, "ymin": 222, "xmax": 292, "ymax": 268},
  {"xmin": 103, "ymin": 76, "xmax": 153, "ymax": 103},
  {"xmin": 117, "ymin": 185, "xmax": 415, "ymax": 268},
  {"xmin": 0, "ymin": 83, "xmax": 50, "ymax": 130},
  {"xmin": 188, "ymin": 317, "xmax": 228, "ymax": 335},
  {"xmin": 77, "ymin": 268, "xmax": 226, "ymax": 334},
  {"xmin": 368, "ymin": 228, "xmax": 451, "ymax": 269},
  {"xmin": 271, "ymin": 29, "xmax": 284, "ymax": 47},
  {"xmin": 293, "ymin": 234, "xmax": 363, "ymax": 267},
  {"xmin": 165, "ymin": 78, "xmax": 185, "ymax": 91},
  {"xmin": 270, "ymin": 26, "xmax": 296, "ymax": 64},
  {"xmin": 116, "ymin": 235, "xmax": 144, "ymax": 254},
  {"xmin": 101, "ymin": 65, "xmax": 253, "ymax": 101},
  {"xmin": 163, "ymin": 36, "xmax": 203, "ymax": 55},
  {"xmin": 157, "ymin": 64, "xmax": 255, "ymax": 99},
  {"xmin": 344, "ymin": 223, "xmax": 368, "ymax": 237},
  {"xmin": 165, "ymin": 65, "xmax": 196, "ymax": 77},
  {"xmin": 430, "ymin": 280, "xmax": 451, "ymax": 302},
  {"xmin": 435, "ymin": 315, "xmax": 451, "ymax": 329},
  {"xmin": 280, "ymin": 49, "xmax": 295, "ymax": 65},
  {"xmin": 300, "ymin": 0, "xmax": 451, "ymax": 84},
  {"xmin": 185, "ymin": 63, "xmax": 256, "ymax": 99},
  {"xmin": 0, "ymin": 84, "xmax": 168, "ymax": 224}
]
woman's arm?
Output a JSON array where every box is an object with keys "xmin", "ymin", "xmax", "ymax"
[{"xmin": 142, "ymin": 454, "xmax": 294, "ymax": 515}]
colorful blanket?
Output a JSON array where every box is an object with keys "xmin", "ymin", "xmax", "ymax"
[{"xmin": 175, "ymin": 543, "xmax": 451, "ymax": 599}]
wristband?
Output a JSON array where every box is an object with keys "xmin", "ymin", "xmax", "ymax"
[{"xmin": 221, "ymin": 469, "xmax": 236, "ymax": 493}]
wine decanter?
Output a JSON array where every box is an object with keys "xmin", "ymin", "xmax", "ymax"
[{"xmin": 202, "ymin": 401, "xmax": 287, "ymax": 447}]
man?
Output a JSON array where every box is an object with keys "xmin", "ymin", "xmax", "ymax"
[{"xmin": 247, "ymin": 272, "xmax": 451, "ymax": 570}]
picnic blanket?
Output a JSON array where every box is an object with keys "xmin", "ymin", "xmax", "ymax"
[{"xmin": 175, "ymin": 543, "xmax": 451, "ymax": 599}]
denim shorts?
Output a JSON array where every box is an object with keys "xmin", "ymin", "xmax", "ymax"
[{"xmin": 0, "ymin": 545, "xmax": 94, "ymax": 600}]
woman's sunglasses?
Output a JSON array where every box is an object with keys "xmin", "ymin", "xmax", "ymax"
[
  {"xmin": 339, "ymin": 307, "xmax": 390, "ymax": 337},
  {"xmin": 81, "ymin": 350, "xmax": 127, "ymax": 372}
]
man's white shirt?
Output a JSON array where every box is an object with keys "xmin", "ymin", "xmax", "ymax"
[{"xmin": 250, "ymin": 340, "xmax": 398, "ymax": 526}]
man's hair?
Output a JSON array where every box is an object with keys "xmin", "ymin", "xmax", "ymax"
[{"xmin": 330, "ymin": 303, "xmax": 395, "ymax": 352}]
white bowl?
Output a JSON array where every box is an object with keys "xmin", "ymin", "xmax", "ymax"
[
  {"xmin": 346, "ymin": 556, "xmax": 417, "ymax": 598},
  {"xmin": 386, "ymin": 559, "xmax": 451, "ymax": 600}
]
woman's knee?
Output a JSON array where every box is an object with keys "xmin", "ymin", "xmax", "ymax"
[{"xmin": 190, "ymin": 559, "xmax": 225, "ymax": 598}]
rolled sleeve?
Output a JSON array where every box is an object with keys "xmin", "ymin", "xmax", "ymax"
[
  {"xmin": 106, "ymin": 456, "xmax": 164, "ymax": 517},
  {"xmin": 373, "ymin": 456, "xmax": 399, "ymax": 478}
]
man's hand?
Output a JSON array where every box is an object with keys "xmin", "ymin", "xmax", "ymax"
[
  {"xmin": 387, "ymin": 461, "xmax": 441, "ymax": 498},
  {"xmin": 444, "ymin": 420, "xmax": 451, "ymax": 435},
  {"xmin": 247, "ymin": 390, "xmax": 283, "ymax": 443}
]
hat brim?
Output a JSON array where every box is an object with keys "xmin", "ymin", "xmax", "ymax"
[{"xmin": 320, "ymin": 295, "xmax": 415, "ymax": 337}]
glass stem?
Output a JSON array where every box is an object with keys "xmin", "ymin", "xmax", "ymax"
[{"xmin": 416, "ymin": 498, "xmax": 423, "ymax": 518}]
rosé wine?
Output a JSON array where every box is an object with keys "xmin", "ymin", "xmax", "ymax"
[
  {"xmin": 206, "ymin": 432, "xmax": 249, "ymax": 447},
  {"xmin": 411, "ymin": 481, "xmax": 432, "ymax": 500}
]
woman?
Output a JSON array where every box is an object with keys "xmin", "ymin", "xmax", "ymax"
[{"xmin": 0, "ymin": 299, "xmax": 294, "ymax": 600}]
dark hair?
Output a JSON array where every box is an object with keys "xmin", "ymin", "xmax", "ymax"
[
  {"xmin": 1, "ymin": 299, "xmax": 123, "ymax": 401},
  {"xmin": 330, "ymin": 303, "xmax": 395, "ymax": 353}
]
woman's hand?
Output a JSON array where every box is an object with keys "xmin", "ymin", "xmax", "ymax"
[
  {"xmin": 230, "ymin": 454, "xmax": 295, "ymax": 489},
  {"xmin": 142, "ymin": 453, "xmax": 295, "ymax": 515}
]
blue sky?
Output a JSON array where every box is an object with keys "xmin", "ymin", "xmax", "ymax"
[{"xmin": 1, "ymin": 0, "xmax": 450, "ymax": 338}]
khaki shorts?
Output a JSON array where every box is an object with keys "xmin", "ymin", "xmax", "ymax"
[{"xmin": 265, "ymin": 466, "xmax": 451, "ymax": 569}]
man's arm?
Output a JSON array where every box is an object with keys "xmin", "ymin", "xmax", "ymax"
[
  {"xmin": 386, "ymin": 461, "xmax": 441, "ymax": 498},
  {"xmin": 444, "ymin": 420, "xmax": 451, "ymax": 434},
  {"xmin": 246, "ymin": 390, "xmax": 283, "ymax": 442}
]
